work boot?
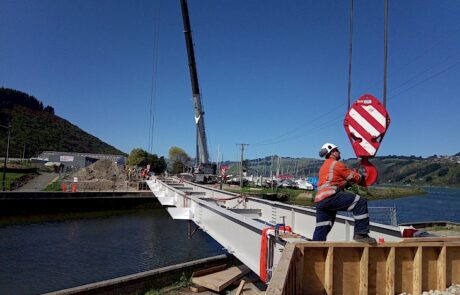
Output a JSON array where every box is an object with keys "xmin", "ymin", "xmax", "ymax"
[{"xmin": 353, "ymin": 234, "xmax": 377, "ymax": 244}]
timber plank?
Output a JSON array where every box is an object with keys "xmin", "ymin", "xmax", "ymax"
[
  {"xmin": 400, "ymin": 237, "xmax": 460, "ymax": 243},
  {"xmin": 324, "ymin": 247, "xmax": 333, "ymax": 295},
  {"xmin": 235, "ymin": 280, "xmax": 245, "ymax": 295},
  {"xmin": 359, "ymin": 247, "xmax": 369, "ymax": 295},
  {"xmin": 191, "ymin": 264, "xmax": 227, "ymax": 278},
  {"xmin": 413, "ymin": 246, "xmax": 422, "ymax": 295},
  {"xmin": 385, "ymin": 247, "xmax": 395, "ymax": 295},
  {"xmin": 437, "ymin": 246, "xmax": 447, "ymax": 290},
  {"xmin": 192, "ymin": 265, "xmax": 250, "ymax": 292}
]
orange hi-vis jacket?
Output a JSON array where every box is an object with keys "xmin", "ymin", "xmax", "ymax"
[{"xmin": 315, "ymin": 158, "xmax": 362, "ymax": 202}]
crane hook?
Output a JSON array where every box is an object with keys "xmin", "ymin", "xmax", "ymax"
[{"xmin": 344, "ymin": 94, "xmax": 390, "ymax": 186}]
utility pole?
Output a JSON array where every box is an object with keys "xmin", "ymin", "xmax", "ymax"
[
  {"xmin": 1, "ymin": 124, "xmax": 11, "ymax": 192},
  {"xmin": 237, "ymin": 144, "xmax": 249, "ymax": 188},
  {"xmin": 22, "ymin": 144, "xmax": 26, "ymax": 161}
]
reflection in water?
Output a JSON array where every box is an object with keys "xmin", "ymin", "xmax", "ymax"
[{"xmin": 0, "ymin": 209, "xmax": 225, "ymax": 295}]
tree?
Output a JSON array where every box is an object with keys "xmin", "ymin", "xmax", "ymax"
[
  {"xmin": 44, "ymin": 105, "xmax": 55, "ymax": 114},
  {"xmin": 127, "ymin": 148, "xmax": 149, "ymax": 166},
  {"xmin": 149, "ymin": 154, "xmax": 167, "ymax": 174},
  {"xmin": 168, "ymin": 146, "xmax": 191, "ymax": 174},
  {"xmin": 127, "ymin": 148, "xmax": 166, "ymax": 174}
]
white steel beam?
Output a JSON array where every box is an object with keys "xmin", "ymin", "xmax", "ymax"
[{"xmin": 146, "ymin": 177, "xmax": 402, "ymax": 281}]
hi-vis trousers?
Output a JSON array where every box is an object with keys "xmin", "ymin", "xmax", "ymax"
[{"xmin": 312, "ymin": 190, "xmax": 370, "ymax": 241}]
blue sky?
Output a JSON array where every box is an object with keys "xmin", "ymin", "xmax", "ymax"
[{"xmin": 1, "ymin": 0, "xmax": 459, "ymax": 161}]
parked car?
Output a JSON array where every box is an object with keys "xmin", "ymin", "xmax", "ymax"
[{"xmin": 227, "ymin": 177, "xmax": 248, "ymax": 185}]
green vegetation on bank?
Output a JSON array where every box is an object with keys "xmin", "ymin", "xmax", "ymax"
[
  {"xmin": 223, "ymin": 154, "xmax": 460, "ymax": 188},
  {"xmin": 225, "ymin": 184, "xmax": 425, "ymax": 206},
  {"xmin": 0, "ymin": 87, "xmax": 124, "ymax": 158},
  {"xmin": 0, "ymin": 172, "xmax": 26, "ymax": 190},
  {"xmin": 144, "ymin": 273, "xmax": 190, "ymax": 295},
  {"xmin": 43, "ymin": 180, "xmax": 62, "ymax": 192}
]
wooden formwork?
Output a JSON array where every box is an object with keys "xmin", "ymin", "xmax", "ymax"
[{"xmin": 266, "ymin": 238, "xmax": 460, "ymax": 295}]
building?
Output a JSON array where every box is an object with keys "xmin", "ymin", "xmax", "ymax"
[{"xmin": 36, "ymin": 151, "xmax": 126, "ymax": 169}]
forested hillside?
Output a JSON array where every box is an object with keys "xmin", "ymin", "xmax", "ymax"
[
  {"xmin": 227, "ymin": 154, "xmax": 460, "ymax": 187},
  {"xmin": 0, "ymin": 87, "xmax": 124, "ymax": 157}
]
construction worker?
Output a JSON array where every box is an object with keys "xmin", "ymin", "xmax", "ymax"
[{"xmin": 313, "ymin": 143, "xmax": 376, "ymax": 243}]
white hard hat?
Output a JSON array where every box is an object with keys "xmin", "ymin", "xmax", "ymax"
[{"xmin": 319, "ymin": 143, "xmax": 338, "ymax": 158}]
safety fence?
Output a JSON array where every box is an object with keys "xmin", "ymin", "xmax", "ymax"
[{"xmin": 340, "ymin": 206, "xmax": 398, "ymax": 226}]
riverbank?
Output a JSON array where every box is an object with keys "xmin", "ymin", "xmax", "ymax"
[
  {"xmin": 44, "ymin": 255, "xmax": 234, "ymax": 295},
  {"xmin": 224, "ymin": 184, "xmax": 426, "ymax": 206}
]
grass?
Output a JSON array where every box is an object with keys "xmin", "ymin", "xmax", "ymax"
[
  {"xmin": 424, "ymin": 225, "xmax": 460, "ymax": 232},
  {"xmin": 144, "ymin": 273, "xmax": 191, "ymax": 295},
  {"xmin": 224, "ymin": 184, "xmax": 426, "ymax": 206},
  {"xmin": 224, "ymin": 186, "xmax": 315, "ymax": 206},
  {"xmin": 42, "ymin": 180, "xmax": 62, "ymax": 191},
  {"xmin": 0, "ymin": 172, "xmax": 25, "ymax": 190}
]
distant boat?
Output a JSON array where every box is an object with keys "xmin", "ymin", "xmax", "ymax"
[{"xmin": 295, "ymin": 179, "xmax": 314, "ymax": 190}]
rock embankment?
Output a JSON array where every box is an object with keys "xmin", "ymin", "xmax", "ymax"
[{"xmin": 399, "ymin": 284, "xmax": 460, "ymax": 295}]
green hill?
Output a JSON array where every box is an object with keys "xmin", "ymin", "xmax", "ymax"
[
  {"xmin": 225, "ymin": 154, "xmax": 460, "ymax": 188},
  {"xmin": 0, "ymin": 87, "xmax": 125, "ymax": 157}
]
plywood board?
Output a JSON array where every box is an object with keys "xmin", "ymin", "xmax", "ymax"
[
  {"xmin": 395, "ymin": 247, "xmax": 416, "ymax": 294},
  {"xmin": 447, "ymin": 247, "xmax": 460, "ymax": 285},
  {"xmin": 333, "ymin": 247, "xmax": 361, "ymax": 295},
  {"xmin": 192, "ymin": 265, "xmax": 250, "ymax": 292},
  {"xmin": 301, "ymin": 248, "xmax": 327, "ymax": 294},
  {"xmin": 368, "ymin": 247, "xmax": 388, "ymax": 295},
  {"xmin": 422, "ymin": 247, "xmax": 441, "ymax": 291}
]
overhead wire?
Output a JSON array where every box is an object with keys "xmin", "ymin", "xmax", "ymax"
[
  {"xmin": 250, "ymin": 0, "xmax": 458, "ymax": 150},
  {"xmin": 357, "ymin": 21, "xmax": 460, "ymax": 97}
]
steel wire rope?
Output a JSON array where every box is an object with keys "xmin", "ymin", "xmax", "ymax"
[
  {"xmin": 244, "ymin": 1, "xmax": 456, "ymax": 151},
  {"xmin": 250, "ymin": 60, "xmax": 460, "ymax": 151},
  {"xmin": 383, "ymin": 0, "xmax": 389, "ymax": 106},
  {"xmin": 347, "ymin": 0, "xmax": 354, "ymax": 110},
  {"xmin": 254, "ymin": 56, "xmax": 460, "ymax": 150},
  {"xmin": 148, "ymin": 0, "xmax": 162, "ymax": 154},
  {"xmin": 250, "ymin": 54, "xmax": 460, "ymax": 150}
]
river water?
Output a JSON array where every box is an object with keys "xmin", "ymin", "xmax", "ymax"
[
  {"xmin": 1, "ymin": 188, "xmax": 459, "ymax": 294},
  {"xmin": 0, "ymin": 208, "xmax": 225, "ymax": 295},
  {"xmin": 369, "ymin": 187, "xmax": 460, "ymax": 224}
]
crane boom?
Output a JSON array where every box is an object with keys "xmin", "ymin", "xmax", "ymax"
[{"xmin": 180, "ymin": 0, "xmax": 209, "ymax": 164}]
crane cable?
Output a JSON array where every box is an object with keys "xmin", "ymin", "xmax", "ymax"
[
  {"xmin": 348, "ymin": 0, "xmax": 389, "ymax": 109},
  {"xmin": 347, "ymin": 0, "xmax": 354, "ymax": 110},
  {"xmin": 148, "ymin": 0, "xmax": 162, "ymax": 154},
  {"xmin": 383, "ymin": 0, "xmax": 388, "ymax": 107}
]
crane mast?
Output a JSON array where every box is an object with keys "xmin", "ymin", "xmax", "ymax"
[{"xmin": 180, "ymin": 0, "xmax": 209, "ymax": 164}]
